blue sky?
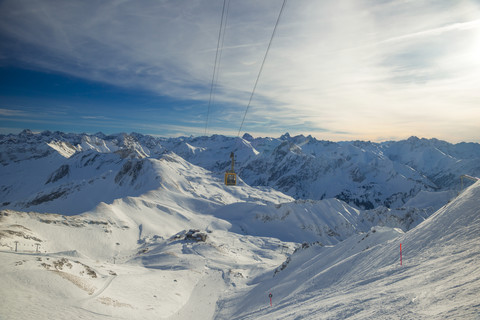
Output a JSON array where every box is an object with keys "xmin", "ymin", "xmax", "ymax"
[{"xmin": 1, "ymin": 0, "xmax": 479, "ymax": 142}]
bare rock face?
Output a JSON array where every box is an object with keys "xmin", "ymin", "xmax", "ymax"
[{"xmin": 185, "ymin": 229, "xmax": 207, "ymax": 242}]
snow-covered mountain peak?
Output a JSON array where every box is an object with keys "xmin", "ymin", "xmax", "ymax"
[
  {"xmin": 242, "ymin": 132, "xmax": 254, "ymax": 142},
  {"xmin": 279, "ymin": 132, "xmax": 291, "ymax": 140}
]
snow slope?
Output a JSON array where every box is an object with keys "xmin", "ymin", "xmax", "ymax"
[
  {"xmin": 216, "ymin": 181, "xmax": 480, "ymax": 319},
  {"xmin": 1, "ymin": 180, "xmax": 478, "ymax": 319},
  {"xmin": 211, "ymin": 198, "xmax": 432, "ymax": 245},
  {"xmin": 0, "ymin": 194, "xmax": 294, "ymax": 319}
]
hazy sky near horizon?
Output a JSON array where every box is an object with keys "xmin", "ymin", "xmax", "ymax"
[{"xmin": 1, "ymin": 0, "xmax": 479, "ymax": 142}]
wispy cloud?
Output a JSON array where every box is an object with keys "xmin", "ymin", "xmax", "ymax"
[
  {"xmin": 0, "ymin": 0, "xmax": 479, "ymax": 142},
  {"xmin": 80, "ymin": 115, "xmax": 111, "ymax": 120},
  {"xmin": 382, "ymin": 19, "xmax": 480, "ymax": 44},
  {"xmin": 0, "ymin": 108, "xmax": 27, "ymax": 117}
]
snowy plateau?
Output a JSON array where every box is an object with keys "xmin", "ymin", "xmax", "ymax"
[{"xmin": 0, "ymin": 130, "xmax": 479, "ymax": 319}]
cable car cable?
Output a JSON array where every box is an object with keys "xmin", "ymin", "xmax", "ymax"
[
  {"xmin": 205, "ymin": 0, "xmax": 229, "ymax": 136},
  {"xmin": 211, "ymin": 0, "xmax": 231, "ymax": 133},
  {"xmin": 236, "ymin": 0, "xmax": 287, "ymax": 137}
]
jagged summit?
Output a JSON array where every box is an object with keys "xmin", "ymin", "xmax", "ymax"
[{"xmin": 242, "ymin": 132, "xmax": 254, "ymax": 141}]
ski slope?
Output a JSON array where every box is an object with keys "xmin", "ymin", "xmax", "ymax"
[{"xmin": 216, "ymin": 181, "xmax": 480, "ymax": 319}]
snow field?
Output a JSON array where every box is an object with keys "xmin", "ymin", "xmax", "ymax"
[{"xmin": 0, "ymin": 199, "xmax": 295, "ymax": 320}]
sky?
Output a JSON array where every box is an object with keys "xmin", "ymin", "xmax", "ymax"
[{"xmin": 0, "ymin": 0, "xmax": 479, "ymax": 142}]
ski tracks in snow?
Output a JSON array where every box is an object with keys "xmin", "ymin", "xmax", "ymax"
[{"xmin": 89, "ymin": 273, "xmax": 117, "ymax": 300}]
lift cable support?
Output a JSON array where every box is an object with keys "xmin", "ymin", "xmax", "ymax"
[
  {"xmin": 236, "ymin": 0, "xmax": 288, "ymax": 138},
  {"xmin": 205, "ymin": 0, "xmax": 231, "ymax": 136}
]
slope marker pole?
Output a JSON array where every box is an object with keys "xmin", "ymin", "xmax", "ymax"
[{"xmin": 400, "ymin": 243, "xmax": 402, "ymax": 266}]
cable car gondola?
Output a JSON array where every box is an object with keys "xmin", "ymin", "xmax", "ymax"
[{"xmin": 224, "ymin": 152, "xmax": 237, "ymax": 186}]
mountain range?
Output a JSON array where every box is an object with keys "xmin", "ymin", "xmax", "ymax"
[
  {"xmin": 1, "ymin": 130, "xmax": 479, "ymax": 319},
  {"xmin": 2, "ymin": 130, "xmax": 478, "ymax": 214}
]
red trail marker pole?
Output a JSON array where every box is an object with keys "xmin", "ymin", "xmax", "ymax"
[
  {"xmin": 269, "ymin": 293, "xmax": 273, "ymax": 307},
  {"xmin": 400, "ymin": 243, "xmax": 402, "ymax": 266}
]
